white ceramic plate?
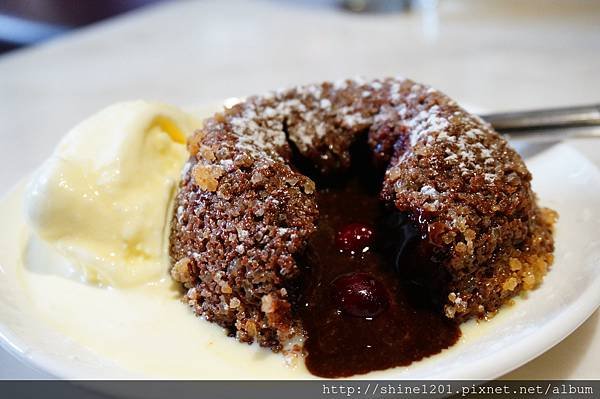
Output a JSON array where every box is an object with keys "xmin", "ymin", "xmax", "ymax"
[{"xmin": 0, "ymin": 104, "xmax": 599, "ymax": 379}]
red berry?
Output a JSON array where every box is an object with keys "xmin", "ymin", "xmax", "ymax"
[
  {"xmin": 332, "ymin": 272, "xmax": 388, "ymax": 318},
  {"xmin": 336, "ymin": 223, "xmax": 375, "ymax": 253}
]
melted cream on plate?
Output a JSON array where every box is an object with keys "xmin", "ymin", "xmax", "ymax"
[
  {"xmin": 20, "ymin": 230, "xmax": 310, "ymax": 379},
  {"xmin": 1, "ymin": 178, "xmax": 488, "ymax": 379}
]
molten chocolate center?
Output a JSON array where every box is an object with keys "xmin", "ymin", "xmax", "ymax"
[{"xmin": 294, "ymin": 141, "xmax": 460, "ymax": 378}]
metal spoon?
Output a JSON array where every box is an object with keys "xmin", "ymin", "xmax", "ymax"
[{"xmin": 481, "ymin": 104, "xmax": 600, "ymax": 141}]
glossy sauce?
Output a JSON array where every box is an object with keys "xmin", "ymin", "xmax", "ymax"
[{"xmin": 295, "ymin": 148, "xmax": 460, "ymax": 378}]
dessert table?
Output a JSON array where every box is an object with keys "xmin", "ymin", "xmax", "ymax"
[{"xmin": 0, "ymin": 0, "xmax": 598, "ymax": 379}]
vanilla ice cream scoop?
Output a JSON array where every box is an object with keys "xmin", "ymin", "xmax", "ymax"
[{"xmin": 25, "ymin": 101, "xmax": 201, "ymax": 287}]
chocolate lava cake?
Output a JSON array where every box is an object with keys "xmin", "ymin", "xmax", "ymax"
[{"xmin": 169, "ymin": 77, "xmax": 556, "ymax": 377}]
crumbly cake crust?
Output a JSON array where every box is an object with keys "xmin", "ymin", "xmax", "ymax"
[{"xmin": 169, "ymin": 77, "xmax": 556, "ymax": 351}]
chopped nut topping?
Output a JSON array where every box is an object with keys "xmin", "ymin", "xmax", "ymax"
[
  {"xmin": 192, "ymin": 164, "xmax": 223, "ymax": 191},
  {"xmin": 187, "ymin": 130, "xmax": 205, "ymax": 155},
  {"xmin": 170, "ymin": 257, "xmax": 192, "ymax": 284},
  {"xmin": 502, "ymin": 277, "xmax": 518, "ymax": 291}
]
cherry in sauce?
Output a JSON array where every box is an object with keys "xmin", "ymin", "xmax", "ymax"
[
  {"xmin": 332, "ymin": 272, "xmax": 388, "ymax": 317},
  {"xmin": 291, "ymin": 136, "xmax": 459, "ymax": 378},
  {"xmin": 297, "ymin": 174, "xmax": 460, "ymax": 378}
]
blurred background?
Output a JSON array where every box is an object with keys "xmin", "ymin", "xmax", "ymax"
[
  {"xmin": 0, "ymin": 0, "xmax": 165, "ymax": 54},
  {"xmin": 1, "ymin": 0, "xmax": 437, "ymax": 55}
]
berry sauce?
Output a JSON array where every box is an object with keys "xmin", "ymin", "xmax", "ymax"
[{"xmin": 296, "ymin": 149, "xmax": 460, "ymax": 378}]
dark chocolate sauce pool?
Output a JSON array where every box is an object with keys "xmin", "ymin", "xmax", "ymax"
[{"xmin": 295, "ymin": 143, "xmax": 460, "ymax": 378}]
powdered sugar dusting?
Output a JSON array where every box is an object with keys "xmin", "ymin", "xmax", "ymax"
[
  {"xmin": 420, "ymin": 185, "xmax": 439, "ymax": 197},
  {"xmin": 174, "ymin": 76, "xmax": 551, "ymax": 347},
  {"xmin": 195, "ymin": 77, "xmax": 510, "ymax": 204},
  {"xmin": 407, "ymin": 105, "xmax": 450, "ymax": 147}
]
